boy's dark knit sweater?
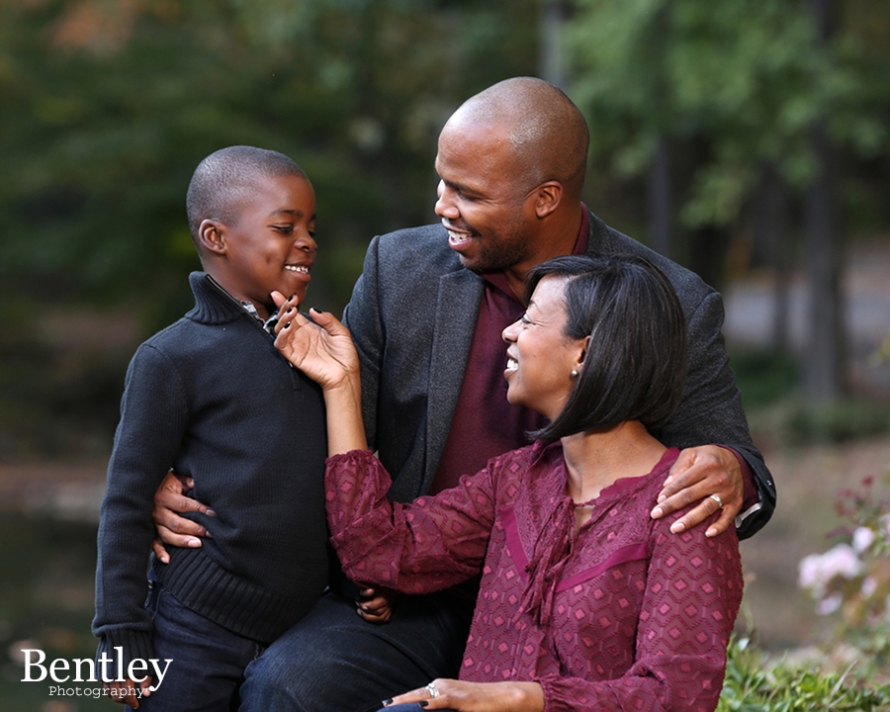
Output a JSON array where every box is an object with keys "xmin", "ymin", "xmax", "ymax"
[{"xmin": 93, "ymin": 272, "xmax": 330, "ymax": 669}]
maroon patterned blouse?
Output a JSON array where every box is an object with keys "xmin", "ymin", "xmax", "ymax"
[{"xmin": 326, "ymin": 442, "xmax": 743, "ymax": 712}]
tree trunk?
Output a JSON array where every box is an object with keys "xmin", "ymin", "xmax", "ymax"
[
  {"xmin": 753, "ymin": 164, "xmax": 793, "ymax": 352},
  {"xmin": 803, "ymin": 0, "xmax": 844, "ymax": 401},
  {"xmin": 803, "ymin": 122, "xmax": 844, "ymax": 399},
  {"xmin": 648, "ymin": 135, "xmax": 672, "ymax": 258},
  {"xmin": 539, "ymin": 1, "xmax": 566, "ymax": 88}
]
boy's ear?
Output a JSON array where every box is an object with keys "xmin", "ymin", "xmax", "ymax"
[{"xmin": 198, "ymin": 219, "xmax": 227, "ymax": 255}]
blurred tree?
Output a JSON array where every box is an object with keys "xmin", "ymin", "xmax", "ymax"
[
  {"xmin": 0, "ymin": 0, "xmax": 541, "ymax": 321},
  {"xmin": 0, "ymin": 0, "xmax": 542, "ymax": 457},
  {"xmin": 805, "ymin": 0, "xmax": 843, "ymax": 400},
  {"xmin": 566, "ymin": 0, "xmax": 890, "ymax": 400}
]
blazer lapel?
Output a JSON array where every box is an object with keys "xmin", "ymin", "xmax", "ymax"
[{"xmin": 422, "ymin": 268, "xmax": 485, "ymax": 495}]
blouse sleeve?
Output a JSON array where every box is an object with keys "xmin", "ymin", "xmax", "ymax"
[
  {"xmin": 535, "ymin": 514, "xmax": 743, "ymax": 712},
  {"xmin": 325, "ymin": 449, "xmax": 497, "ymax": 594}
]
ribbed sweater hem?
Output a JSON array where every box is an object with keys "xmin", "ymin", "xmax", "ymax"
[{"xmin": 153, "ymin": 548, "xmax": 312, "ymax": 645}]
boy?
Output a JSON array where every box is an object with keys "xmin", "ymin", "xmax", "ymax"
[{"xmin": 93, "ymin": 146, "xmax": 331, "ymax": 710}]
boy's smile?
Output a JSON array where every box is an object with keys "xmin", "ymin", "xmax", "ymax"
[{"xmin": 211, "ymin": 173, "xmax": 317, "ymax": 321}]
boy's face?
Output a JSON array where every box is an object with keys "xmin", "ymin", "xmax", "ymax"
[{"xmin": 215, "ymin": 173, "xmax": 317, "ymax": 320}]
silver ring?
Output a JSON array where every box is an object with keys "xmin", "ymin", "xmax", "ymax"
[
  {"xmin": 426, "ymin": 683, "xmax": 440, "ymax": 699},
  {"xmin": 709, "ymin": 493, "xmax": 724, "ymax": 509}
]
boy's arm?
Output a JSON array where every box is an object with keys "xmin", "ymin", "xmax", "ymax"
[{"xmin": 94, "ymin": 343, "xmax": 190, "ymax": 673}]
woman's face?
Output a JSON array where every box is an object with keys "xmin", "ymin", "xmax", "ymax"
[{"xmin": 501, "ymin": 275, "xmax": 587, "ymax": 421}]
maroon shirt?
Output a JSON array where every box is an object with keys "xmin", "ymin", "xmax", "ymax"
[
  {"xmin": 430, "ymin": 211, "xmax": 590, "ymax": 494},
  {"xmin": 327, "ymin": 445, "xmax": 742, "ymax": 712},
  {"xmin": 430, "ymin": 207, "xmax": 757, "ymax": 511}
]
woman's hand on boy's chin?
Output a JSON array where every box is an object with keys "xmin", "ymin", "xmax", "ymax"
[{"xmin": 272, "ymin": 292, "xmax": 360, "ymax": 391}]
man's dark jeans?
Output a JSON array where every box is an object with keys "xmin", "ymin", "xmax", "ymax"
[{"xmin": 238, "ymin": 588, "xmax": 472, "ymax": 712}]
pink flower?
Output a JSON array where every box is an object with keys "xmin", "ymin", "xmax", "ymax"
[
  {"xmin": 852, "ymin": 527, "xmax": 876, "ymax": 554},
  {"xmin": 798, "ymin": 544, "xmax": 862, "ymax": 598},
  {"xmin": 816, "ymin": 593, "xmax": 842, "ymax": 615}
]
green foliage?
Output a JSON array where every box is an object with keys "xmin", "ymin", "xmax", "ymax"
[
  {"xmin": 0, "ymin": 0, "xmax": 540, "ymax": 321},
  {"xmin": 747, "ymin": 398, "xmax": 890, "ymax": 449},
  {"xmin": 718, "ymin": 638, "xmax": 890, "ymax": 711},
  {"xmin": 567, "ymin": 0, "xmax": 890, "ymax": 229},
  {"xmin": 784, "ymin": 399, "xmax": 890, "ymax": 445},
  {"xmin": 0, "ymin": 0, "xmax": 544, "ymax": 457},
  {"xmin": 730, "ymin": 349, "xmax": 800, "ymax": 408}
]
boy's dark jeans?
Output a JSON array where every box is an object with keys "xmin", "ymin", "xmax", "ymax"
[{"xmin": 128, "ymin": 575, "xmax": 263, "ymax": 712}]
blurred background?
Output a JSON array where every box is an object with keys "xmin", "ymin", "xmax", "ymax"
[{"xmin": 1, "ymin": 0, "xmax": 889, "ymax": 709}]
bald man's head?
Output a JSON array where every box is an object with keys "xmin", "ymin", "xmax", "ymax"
[{"xmin": 446, "ymin": 77, "xmax": 589, "ymax": 199}]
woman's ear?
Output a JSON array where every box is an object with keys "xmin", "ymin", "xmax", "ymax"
[
  {"xmin": 198, "ymin": 219, "xmax": 227, "ymax": 255},
  {"xmin": 573, "ymin": 335, "xmax": 590, "ymax": 374}
]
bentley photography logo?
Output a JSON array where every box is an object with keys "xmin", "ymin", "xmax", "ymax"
[{"xmin": 15, "ymin": 644, "xmax": 172, "ymax": 701}]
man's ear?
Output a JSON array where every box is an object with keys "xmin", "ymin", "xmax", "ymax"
[
  {"xmin": 533, "ymin": 181, "xmax": 563, "ymax": 218},
  {"xmin": 198, "ymin": 219, "xmax": 227, "ymax": 255}
]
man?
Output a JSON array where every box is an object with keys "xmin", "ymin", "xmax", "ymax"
[{"xmin": 153, "ymin": 77, "xmax": 775, "ymax": 712}]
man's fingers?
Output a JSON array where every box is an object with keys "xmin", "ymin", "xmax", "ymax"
[
  {"xmin": 665, "ymin": 493, "xmax": 740, "ymax": 536},
  {"xmin": 658, "ymin": 462, "xmax": 723, "ymax": 502},
  {"xmin": 651, "ymin": 478, "xmax": 709, "ymax": 519},
  {"xmin": 154, "ymin": 524, "xmax": 203, "ymax": 550},
  {"xmin": 155, "ymin": 489, "xmax": 214, "ymax": 516},
  {"xmin": 705, "ymin": 507, "xmax": 737, "ymax": 538},
  {"xmin": 152, "ymin": 503, "xmax": 209, "ymax": 536},
  {"xmin": 152, "ymin": 537, "xmax": 171, "ymax": 564},
  {"xmin": 666, "ymin": 498, "xmax": 721, "ymax": 534}
]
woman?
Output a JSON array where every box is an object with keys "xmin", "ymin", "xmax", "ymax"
[{"xmin": 274, "ymin": 254, "xmax": 743, "ymax": 712}]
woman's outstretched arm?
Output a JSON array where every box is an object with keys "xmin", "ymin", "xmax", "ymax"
[{"xmin": 273, "ymin": 293, "xmax": 367, "ymax": 456}]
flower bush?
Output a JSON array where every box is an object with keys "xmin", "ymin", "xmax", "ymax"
[{"xmin": 797, "ymin": 474, "xmax": 890, "ymax": 669}]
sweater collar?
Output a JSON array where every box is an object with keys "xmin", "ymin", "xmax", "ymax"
[{"xmin": 185, "ymin": 272, "xmax": 251, "ymax": 325}]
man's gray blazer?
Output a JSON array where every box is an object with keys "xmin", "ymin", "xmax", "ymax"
[{"xmin": 343, "ymin": 209, "xmax": 775, "ymax": 538}]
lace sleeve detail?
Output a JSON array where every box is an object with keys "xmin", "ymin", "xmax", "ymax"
[
  {"xmin": 325, "ymin": 449, "xmax": 497, "ymax": 593},
  {"xmin": 535, "ymin": 514, "xmax": 743, "ymax": 712}
]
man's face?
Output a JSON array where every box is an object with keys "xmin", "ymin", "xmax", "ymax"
[
  {"xmin": 434, "ymin": 120, "xmax": 538, "ymax": 275},
  {"xmin": 216, "ymin": 173, "xmax": 317, "ymax": 319}
]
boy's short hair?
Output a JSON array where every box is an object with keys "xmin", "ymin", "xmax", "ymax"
[
  {"xmin": 526, "ymin": 254, "xmax": 688, "ymax": 442},
  {"xmin": 186, "ymin": 146, "xmax": 307, "ymax": 240}
]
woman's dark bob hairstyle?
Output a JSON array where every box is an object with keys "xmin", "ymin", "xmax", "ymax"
[{"xmin": 526, "ymin": 253, "xmax": 688, "ymax": 442}]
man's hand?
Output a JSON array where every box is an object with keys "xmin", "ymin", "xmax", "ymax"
[
  {"xmin": 650, "ymin": 445, "xmax": 742, "ymax": 537},
  {"xmin": 103, "ymin": 676, "xmax": 153, "ymax": 708},
  {"xmin": 356, "ymin": 587, "xmax": 397, "ymax": 624},
  {"xmin": 151, "ymin": 471, "xmax": 215, "ymax": 563}
]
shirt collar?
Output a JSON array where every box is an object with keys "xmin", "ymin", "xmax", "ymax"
[
  {"xmin": 239, "ymin": 300, "xmax": 279, "ymax": 335},
  {"xmin": 202, "ymin": 275, "xmax": 277, "ymax": 334}
]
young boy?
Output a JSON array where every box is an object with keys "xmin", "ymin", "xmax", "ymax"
[{"xmin": 93, "ymin": 146, "xmax": 331, "ymax": 710}]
